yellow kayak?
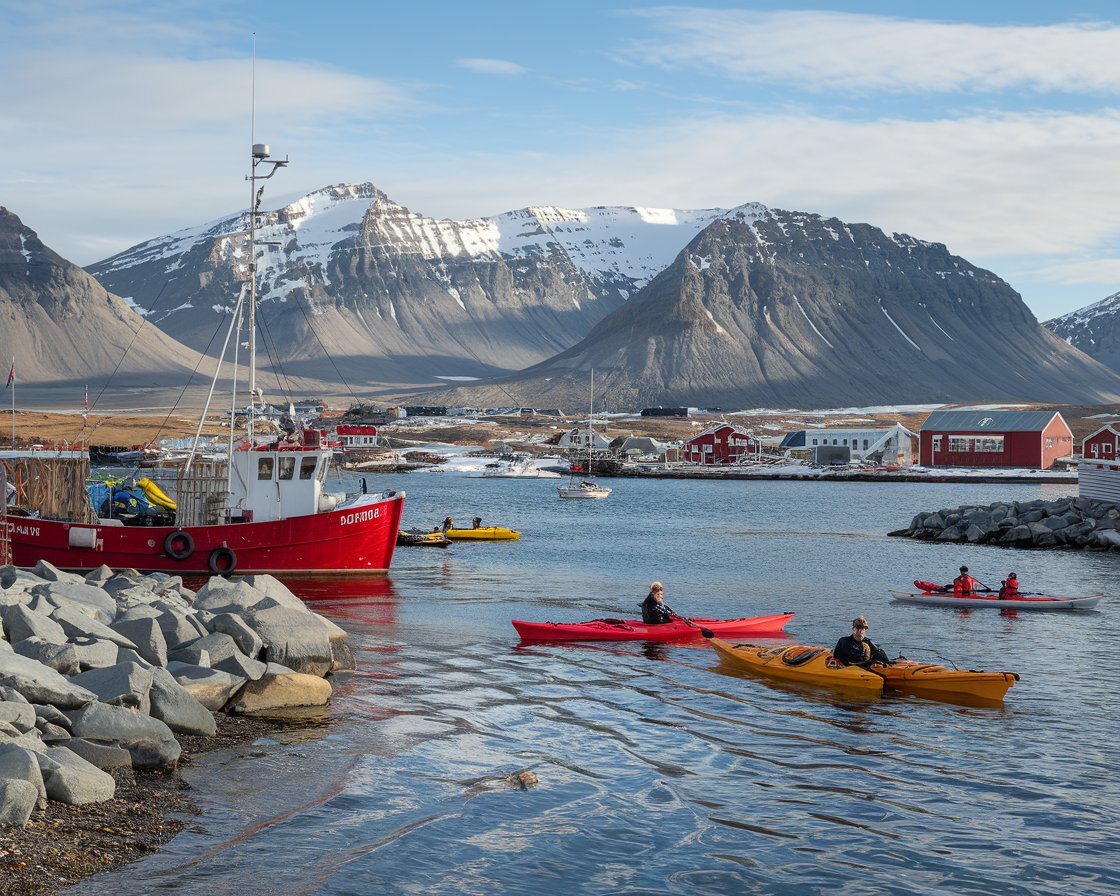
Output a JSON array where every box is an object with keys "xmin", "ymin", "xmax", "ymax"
[
  {"xmin": 707, "ymin": 638, "xmax": 883, "ymax": 693},
  {"xmin": 443, "ymin": 526, "xmax": 521, "ymax": 541},
  {"xmin": 872, "ymin": 660, "xmax": 1018, "ymax": 704}
]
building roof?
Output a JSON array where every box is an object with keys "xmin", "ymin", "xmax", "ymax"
[{"xmin": 919, "ymin": 410, "xmax": 1063, "ymax": 433}]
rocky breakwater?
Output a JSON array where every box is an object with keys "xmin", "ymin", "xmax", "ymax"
[
  {"xmin": 0, "ymin": 561, "xmax": 353, "ymax": 829},
  {"xmin": 889, "ymin": 496, "xmax": 1120, "ymax": 551}
]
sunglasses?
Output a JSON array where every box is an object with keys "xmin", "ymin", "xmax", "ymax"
[{"xmin": 854, "ymin": 624, "xmax": 868, "ymax": 630}]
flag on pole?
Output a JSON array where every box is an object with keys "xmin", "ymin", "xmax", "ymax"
[{"xmin": 5, "ymin": 360, "xmax": 13, "ymax": 389}]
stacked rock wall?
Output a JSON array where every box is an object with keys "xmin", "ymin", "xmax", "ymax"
[
  {"xmin": 889, "ymin": 497, "xmax": 1120, "ymax": 550},
  {"xmin": 0, "ymin": 561, "xmax": 352, "ymax": 829}
]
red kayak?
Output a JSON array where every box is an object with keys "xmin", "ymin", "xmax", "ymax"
[{"xmin": 512, "ymin": 613, "xmax": 794, "ymax": 642}]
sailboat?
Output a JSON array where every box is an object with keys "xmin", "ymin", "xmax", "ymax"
[
  {"xmin": 5, "ymin": 140, "xmax": 405, "ymax": 577},
  {"xmin": 557, "ymin": 370, "xmax": 613, "ymax": 500}
]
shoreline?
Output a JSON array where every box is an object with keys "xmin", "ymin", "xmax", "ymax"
[
  {"xmin": 0, "ymin": 713, "xmax": 305, "ymax": 896},
  {"xmin": 610, "ymin": 467, "xmax": 1078, "ymax": 484}
]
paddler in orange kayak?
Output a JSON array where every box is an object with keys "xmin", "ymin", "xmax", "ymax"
[{"xmin": 833, "ymin": 616, "xmax": 890, "ymax": 667}]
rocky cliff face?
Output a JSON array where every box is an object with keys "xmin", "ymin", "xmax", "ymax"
[
  {"xmin": 88, "ymin": 185, "xmax": 723, "ymax": 387},
  {"xmin": 1045, "ymin": 291, "xmax": 1120, "ymax": 373},
  {"xmin": 0, "ymin": 208, "xmax": 207, "ymax": 392},
  {"xmin": 422, "ymin": 205, "xmax": 1120, "ymax": 410}
]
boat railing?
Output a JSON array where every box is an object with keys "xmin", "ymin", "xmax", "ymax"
[{"xmin": 175, "ymin": 459, "xmax": 233, "ymax": 526}]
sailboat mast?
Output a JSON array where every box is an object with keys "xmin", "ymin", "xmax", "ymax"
[{"xmin": 588, "ymin": 368, "xmax": 594, "ymax": 475}]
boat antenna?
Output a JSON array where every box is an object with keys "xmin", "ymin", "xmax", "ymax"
[{"xmin": 246, "ymin": 33, "xmax": 287, "ymax": 442}]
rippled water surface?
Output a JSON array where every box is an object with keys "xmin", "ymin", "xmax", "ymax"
[{"xmin": 70, "ymin": 475, "xmax": 1119, "ymax": 895}]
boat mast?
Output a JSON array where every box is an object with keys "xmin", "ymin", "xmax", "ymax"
[
  {"xmin": 588, "ymin": 368, "xmax": 594, "ymax": 477},
  {"xmin": 246, "ymin": 37, "xmax": 287, "ymax": 441}
]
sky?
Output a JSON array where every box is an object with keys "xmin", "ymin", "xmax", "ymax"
[{"xmin": 3, "ymin": 0, "xmax": 1120, "ymax": 321}]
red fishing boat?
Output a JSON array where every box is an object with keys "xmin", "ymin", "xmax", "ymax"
[{"xmin": 4, "ymin": 141, "xmax": 404, "ymax": 578}]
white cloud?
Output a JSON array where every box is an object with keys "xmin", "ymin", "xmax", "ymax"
[
  {"xmin": 455, "ymin": 58, "xmax": 528, "ymax": 76},
  {"xmin": 624, "ymin": 9, "xmax": 1120, "ymax": 93},
  {"xmin": 1032, "ymin": 258, "xmax": 1120, "ymax": 285}
]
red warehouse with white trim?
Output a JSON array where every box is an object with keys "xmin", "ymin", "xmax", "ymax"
[
  {"xmin": 682, "ymin": 424, "xmax": 762, "ymax": 465},
  {"xmin": 1081, "ymin": 424, "xmax": 1120, "ymax": 460},
  {"xmin": 918, "ymin": 410, "xmax": 1072, "ymax": 469}
]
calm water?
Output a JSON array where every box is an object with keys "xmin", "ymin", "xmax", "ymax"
[{"xmin": 69, "ymin": 475, "xmax": 1119, "ymax": 896}]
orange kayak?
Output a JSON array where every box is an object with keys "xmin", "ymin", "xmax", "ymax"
[
  {"xmin": 872, "ymin": 660, "xmax": 1018, "ymax": 703},
  {"xmin": 705, "ymin": 638, "xmax": 884, "ymax": 692}
]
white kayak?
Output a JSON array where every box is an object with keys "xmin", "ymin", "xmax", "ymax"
[{"xmin": 889, "ymin": 590, "xmax": 1104, "ymax": 611}]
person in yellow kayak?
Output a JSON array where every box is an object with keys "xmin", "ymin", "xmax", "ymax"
[
  {"xmin": 640, "ymin": 582, "xmax": 675, "ymax": 625},
  {"xmin": 833, "ymin": 616, "xmax": 889, "ymax": 667}
]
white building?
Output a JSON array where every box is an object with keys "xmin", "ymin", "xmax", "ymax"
[{"xmin": 780, "ymin": 424, "xmax": 916, "ymax": 465}]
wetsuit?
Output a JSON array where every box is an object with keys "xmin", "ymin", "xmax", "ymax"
[
  {"xmin": 833, "ymin": 635, "xmax": 889, "ymax": 667},
  {"xmin": 641, "ymin": 594, "xmax": 674, "ymax": 625}
]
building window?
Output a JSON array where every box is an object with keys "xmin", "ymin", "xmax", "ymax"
[
  {"xmin": 974, "ymin": 437, "xmax": 1004, "ymax": 453},
  {"xmin": 948, "ymin": 436, "xmax": 970, "ymax": 452},
  {"xmin": 932, "ymin": 436, "xmax": 941, "ymax": 452},
  {"xmin": 1106, "ymin": 443, "xmax": 1115, "ymax": 455},
  {"xmin": 257, "ymin": 457, "xmax": 274, "ymax": 480},
  {"xmin": 811, "ymin": 438, "xmax": 818, "ymax": 446},
  {"xmin": 863, "ymin": 439, "xmax": 869, "ymax": 450},
  {"xmin": 1045, "ymin": 437, "xmax": 1054, "ymax": 450}
]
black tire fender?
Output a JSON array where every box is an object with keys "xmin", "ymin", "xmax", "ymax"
[
  {"xmin": 164, "ymin": 530, "xmax": 194, "ymax": 561},
  {"xmin": 207, "ymin": 546, "xmax": 237, "ymax": 577}
]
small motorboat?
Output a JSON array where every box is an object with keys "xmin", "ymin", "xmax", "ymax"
[
  {"xmin": 512, "ymin": 613, "xmax": 793, "ymax": 642},
  {"xmin": 396, "ymin": 529, "xmax": 451, "ymax": 547},
  {"xmin": 893, "ymin": 581, "xmax": 1103, "ymax": 611}
]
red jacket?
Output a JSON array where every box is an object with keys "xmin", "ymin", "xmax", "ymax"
[
  {"xmin": 999, "ymin": 579, "xmax": 1019, "ymax": 598},
  {"xmin": 954, "ymin": 574, "xmax": 980, "ymax": 596}
]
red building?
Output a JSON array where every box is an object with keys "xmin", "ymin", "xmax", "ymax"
[
  {"xmin": 682, "ymin": 424, "xmax": 762, "ymax": 465},
  {"xmin": 1082, "ymin": 424, "xmax": 1120, "ymax": 459},
  {"xmin": 918, "ymin": 410, "xmax": 1072, "ymax": 469}
]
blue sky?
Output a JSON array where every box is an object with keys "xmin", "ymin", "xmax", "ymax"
[{"xmin": 4, "ymin": 1, "xmax": 1120, "ymax": 321}]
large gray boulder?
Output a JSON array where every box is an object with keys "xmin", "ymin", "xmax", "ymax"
[
  {"xmin": 247, "ymin": 605, "xmax": 333, "ymax": 677},
  {"xmin": 207, "ymin": 613, "xmax": 264, "ymax": 659},
  {"xmin": 148, "ymin": 668, "xmax": 216, "ymax": 736},
  {"xmin": 154, "ymin": 606, "xmax": 208, "ymax": 650},
  {"xmin": 69, "ymin": 663, "xmax": 154, "ymax": 714},
  {"xmin": 166, "ymin": 662, "xmax": 245, "ymax": 711},
  {"xmin": 31, "ymin": 561, "xmax": 86, "ymax": 586},
  {"xmin": 0, "ymin": 743, "xmax": 47, "ymax": 807},
  {"xmin": 50, "ymin": 604, "xmax": 137, "ymax": 650},
  {"xmin": 65, "ymin": 738, "xmax": 133, "ymax": 772},
  {"xmin": 193, "ymin": 578, "xmax": 272, "ymax": 615},
  {"xmin": 225, "ymin": 664, "xmax": 332, "ymax": 714},
  {"xmin": 31, "ymin": 582, "xmax": 116, "ymax": 626},
  {"xmin": 109, "ymin": 616, "xmax": 168, "ymax": 667},
  {"xmin": 0, "ymin": 778, "xmax": 39, "ymax": 827},
  {"xmin": 83, "ymin": 565, "xmax": 117, "ymax": 588},
  {"xmin": 0, "ymin": 701, "xmax": 37, "ymax": 735},
  {"xmin": 35, "ymin": 746, "xmax": 116, "ymax": 804},
  {"xmin": 12, "ymin": 638, "xmax": 80, "ymax": 675},
  {"xmin": 65, "ymin": 702, "xmax": 181, "ymax": 768},
  {"xmin": 0, "ymin": 653, "xmax": 98, "ymax": 709},
  {"xmin": 181, "ymin": 632, "xmax": 241, "ymax": 667},
  {"xmin": 69, "ymin": 637, "xmax": 123, "ymax": 671},
  {"xmin": 3, "ymin": 604, "xmax": 67, "ymax": 645},
  {"xmin": 213, "ymin": 651, "xmax": 267, "ymax": 682}
]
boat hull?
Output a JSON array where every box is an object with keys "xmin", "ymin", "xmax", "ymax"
[
  {"xmin": 872, "ymin": 660, "xmax": 1018, "ymax": 703},
  {"xmin": 890, "ymin": 590, "xmax": 1103, "ymax": 610},
  {"xmin": 512, "ymin": 613, "xmax": 793, "ymax": 642},
  {"xmin": 443, "ymin": 527, "xmax": 521, "ymax": 541},
  {"xmin": 9, "ymin": 491, "xmax": 405, "ymax": 576},
  {"xmin": 707, "ymin": 638, "xmax": 884, "ymax": 692}
]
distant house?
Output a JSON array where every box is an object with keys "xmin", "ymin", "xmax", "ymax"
[
  {"xmin": 780, "ymin": 424, "xmax": 915, "ymax": 465},
  {"xmin": 640, "ymin": 407, "xmax": 689, "ymax": 418},
  {"xmin": 557, "ymin": 427, "xmax": 611, "ymax": 451},
  {"xmin": 610, "ymin": 436, "xmax": 674, "ymax": 461},
  {"xmin": 682, "ymin": 423, "xmax": 762, "ymax": 465},
  {"xmin": 335, "ymin": 424, "xmax": 380, "ymax": 451},
  {"xmin": 918, "ymin": 410, "xmax": 1072, "ymax": 469},
  {"xmin": 1082, "ymin": 424, "xmax": 1120, "ymax": 460}
]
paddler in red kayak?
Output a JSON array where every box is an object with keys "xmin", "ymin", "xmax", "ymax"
[
  {"xmin": 998, "ymin": 573, "xmax": 1019, "ymax": 599},
  {"xmin": 834, "ymin": 616, "xmax": 889, "ymax": 667},
  {"xmin": 953, "ymin": 566, "xmax": 984, "ymax": 596},
  {"xmin": 640, "ymin": 582, "xmax": 675, "ymax": 625}
]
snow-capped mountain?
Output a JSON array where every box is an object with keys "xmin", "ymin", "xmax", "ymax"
[
  {"xmin": 89, "ymin": 184, "xmax": 724, "ymax": 386},
  {"xmin": 1045, "ymin": 290, "xmax": 1120, "ymax": 373},
  {"xmin": 422, "ymin": 206, "xmax": 1120, "ymax": 409}
]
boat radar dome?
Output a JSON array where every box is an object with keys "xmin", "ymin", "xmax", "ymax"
[{"xmin": 252, "ymin": 143, "xmax": 270, "ymax": 159}]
